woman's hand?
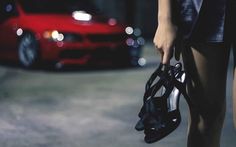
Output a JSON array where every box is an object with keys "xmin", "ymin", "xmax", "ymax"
[{"xmin": 153, "ymin": 19, "xmax": 177, "ymax": 64}]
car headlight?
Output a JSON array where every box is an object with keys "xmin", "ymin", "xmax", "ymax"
[
  {"xmin": 43, "ymin": 30, "xmax": 83, "ymax": 42},
  {"xmin": 43, "ymin": 30, "xmax": 63, "ymax": 41}
]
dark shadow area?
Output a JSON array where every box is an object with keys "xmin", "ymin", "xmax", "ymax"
[
  {"xmin": 0, "ymin": 60, "xmax": 21, "ymax": 68},
  {"xmin": 48, "ymin": 64, "xmax": 142, "ymax": 73},
  {"xmin": 0, "ymin": 59, "xmax": 147, "ymax": 73}
]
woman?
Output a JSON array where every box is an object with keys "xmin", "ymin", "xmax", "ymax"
[
  {"xmin": 228, "ymin": 0, "xmax": 236, "ymax": 129},
  {"xmin": 153, "ymin": 0, "xmax": 235, "ymax": 147}
]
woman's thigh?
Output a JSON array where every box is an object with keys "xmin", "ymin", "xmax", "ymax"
[{"xmin": 182, "ymin": 43, "xmax": 230, "ymax": 115}]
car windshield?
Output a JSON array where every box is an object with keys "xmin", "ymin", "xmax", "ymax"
[{"xmin": 18, "ymin": 0, "xmax": 100, "ymax": 14}]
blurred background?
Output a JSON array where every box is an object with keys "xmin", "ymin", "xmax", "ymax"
[
  {"xmin": 0, "ymin": 0, "xmax": 236, "ymax": 147},
  {"xmin": 0, "ymin": 0, "xmax": 157, "ymax": 68},
  {"xmin": 93, "ymin": 0, "xmax": 157, "ymax": 38}
]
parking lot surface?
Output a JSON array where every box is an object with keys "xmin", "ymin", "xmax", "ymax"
[{"xmin": 0, "ymin": 43, "xmax": 236, "ymax": 147}]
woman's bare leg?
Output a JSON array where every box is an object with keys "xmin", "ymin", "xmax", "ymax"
[
  {"xmin": 233, "ymin": 45, "xmax": 236, "ymax": 128},
  {"xmin": 182, "ymin": 43, "xmax": 230, "ymax": 147},
  {"xmin": 233, "ymin": 68, "xmax": 236, "ymax": 128}
]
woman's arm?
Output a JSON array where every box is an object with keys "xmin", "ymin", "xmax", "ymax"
[{"xmin": 153, "ymin": 0, "xmax": 178, "ymax": 64}]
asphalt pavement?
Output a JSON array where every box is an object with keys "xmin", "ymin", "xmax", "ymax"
[{"xmin": 0, "ymin": 43, "xmax": 236, "ymax": 147}]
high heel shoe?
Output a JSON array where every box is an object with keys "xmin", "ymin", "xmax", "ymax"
[
  {"xmin": 135, "ymin": 63, "xmax": 182, "ymax": 131},
  {"xmin": 135, "ymin": 62, "xmax": 191, "ymax": 143}
]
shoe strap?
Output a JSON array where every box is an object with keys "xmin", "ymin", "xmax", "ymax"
[
  {"xmin": 145, "ymin": 63, "xmax": 164, "ymax": 91},
  {"xmin": 143, "ymin": 63, "xmax": 182, "ymax": 103}
]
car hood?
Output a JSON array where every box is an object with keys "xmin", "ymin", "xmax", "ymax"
[{"xmin": 20, "ymin": 14, "xmax": 126, "ymax": 34}]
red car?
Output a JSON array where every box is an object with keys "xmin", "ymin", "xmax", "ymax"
[{"xmin": 0, "ymin": 0, "xmax": 145, "ymax": 68}]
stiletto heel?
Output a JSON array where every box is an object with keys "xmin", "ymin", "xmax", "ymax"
[{"xmin": 135, "ymin": 62, "xmax": 191, "ymax": 143}]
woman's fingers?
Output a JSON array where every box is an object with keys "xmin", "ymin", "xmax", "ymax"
[
  {"xmin": 156, "ymin": 46, "xmax": 164, "ymax": 63},
  {"xmin": 158, "ymin": 47, "xmax": 171, "ymax": 64},
  {"xmin": 162, "ymin": 47, "xmax": 173, "ymax": 64},
  {"xmin": 155, "ymin": 43, "xmax": 173, "ymax": 64},
  {"xmin": 162, "ymin": 51, "xmax": 170, "ymax": 64},
  {"xmin": 153, "ymin": 22, "xmax": 177, "ymax": 64}
]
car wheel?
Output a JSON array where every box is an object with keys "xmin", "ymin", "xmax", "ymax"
[{"xmin": 18, "ymin": 33, "xmax": 40, "ymax": 68}]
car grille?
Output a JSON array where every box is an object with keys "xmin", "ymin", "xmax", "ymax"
[
  {"xmin": 63, "ymin": 33, "xmax": 83, "ymax": 42},
  {"xmin": 59, "ymin": 50, "xmax": 88, "ymax": 59},
  {"xmin": 87, "ymin": 34, "xmax": 127, "ymax": 43}
]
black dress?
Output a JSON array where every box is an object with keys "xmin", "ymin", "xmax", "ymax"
[{"xmin": 177, "ymin": 0, "xmax": 226, "ymax": 43}]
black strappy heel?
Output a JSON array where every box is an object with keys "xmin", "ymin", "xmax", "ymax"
[
  {"xmin": 135, "ymin": 63, "xmax": 181, "ymax": 131},
  {"xmin": 135, "ymin": 62, "xmax": 191, "ymax": 143}
]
